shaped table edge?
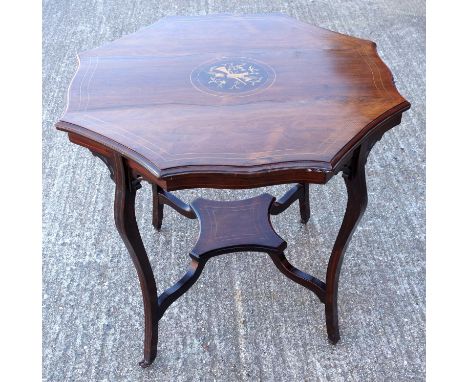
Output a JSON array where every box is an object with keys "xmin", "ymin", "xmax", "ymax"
[{"xmin": 56, "ymin": 100, "xmax": 410, "ymax": 191}]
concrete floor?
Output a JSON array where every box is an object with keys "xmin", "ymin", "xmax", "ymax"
[{"xmin": 43, "ymin": 1, "xmax": 425, "ymax": 381}]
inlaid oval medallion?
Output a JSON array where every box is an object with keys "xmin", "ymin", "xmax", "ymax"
[{"xmin": 190, "ymin": 57, "xmax": 276, "ymax": 96}]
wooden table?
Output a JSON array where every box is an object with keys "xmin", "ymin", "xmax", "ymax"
[{"xmin": 56, "ymin": 14, "xmax": 410, "ymax": 367}]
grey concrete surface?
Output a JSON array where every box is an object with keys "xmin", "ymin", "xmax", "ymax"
[{"xmin": 43, "ymin": 1, "xmax": 425, "ymax": 381}]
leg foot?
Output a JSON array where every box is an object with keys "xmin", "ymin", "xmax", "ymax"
[
  {"xmin": 328, "ymin": 333, "xmax": 340, "ymax": 345},
  {"xmin": 139, "ymin": 357, "xmax": 156, "ymax": 368},
  {"xmin": 325, "ymin": 300, "xmax": 340, "ymax": 344}
]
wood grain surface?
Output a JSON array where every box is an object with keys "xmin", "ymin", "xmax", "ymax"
[
  {"xmin": 56, "ymin": 13, "xmax": 410, "ymax": 189},
  {"xmin": 44, "ymin": 1, "xmax": 425, "ymax": 380}
]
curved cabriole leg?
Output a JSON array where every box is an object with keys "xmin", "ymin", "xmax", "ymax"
[
  {"xmin": 152, "ymin": 184, "xmax": 164, "ymax": 231},
  {"xmin": 112, "ymin": 153, "xmax": 159, "ymax": 367},
  {"xmin": 157, "ymin": 258, "xmax": 206, "ymax": 320},
  {"xmin": 325, "ymin": 145, "xmax": 369, "ymax": 344},
  {"xmin": 299, "ymin": 183, "xmax": 310, "ymax": 224}
]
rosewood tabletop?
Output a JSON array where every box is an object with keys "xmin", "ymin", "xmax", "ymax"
[
  {"xmin": 56, "ymin": 13, "xmax": 409, "ymax": 190},
  {"xmin": 56, "ymin": 14, "xmax": 410, "ymax": 368}
]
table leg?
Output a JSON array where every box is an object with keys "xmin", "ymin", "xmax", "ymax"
[
  {"xmin": 325, "ymin": 145, "xmax": 368, "ymax": 343},
  {"xmin": 299, "ymin": 183, "xmax": 310, "ymax": 223},
  {"xmin": 112, "ymin": 153, "xmax": 159, "ymax": 367},
  {"xmin": 152, "ymin": 184, "xmax": 164, "ymax": 230}
]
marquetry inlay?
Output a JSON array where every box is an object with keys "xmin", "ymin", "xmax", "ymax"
[{"xmin": 190, "ymin": 57, "xmax": 276, "ymax": 96}]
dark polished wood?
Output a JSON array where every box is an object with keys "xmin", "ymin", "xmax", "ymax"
[
  {"xmin": 268, "ymin": 252, "xmax": 326, "ymax": 303},
  {"xmin": 56, "ymin": 14, "xmax": 410, "ymax": 190},
  {"xmin": 299, "ymin": 183, "xmax": 310, "ymax": 224},
  {"xmin": 56, "ymin": 13, "xmax": 411, "ymax": 368},
  {"xmin": 149, "ymin": 189, "xmax": 326, "ymax": 324},
  {"xmin": 190, "ymin": 194, "xmax": 286, "ymax": 258},
  {"xmin": 157, "ymin": 258, "xmax": 206, "ymax": 321},
  {"xmin": 91, "ymin": 151, "xmax": 115, "ymax": 181},
  {"xmin": 325, "ymin": 144, "xmax": 369, "ymax": 343},
  {"xmin": 269, "ymin": 182, "xmax": 310, "ymax": 223},
  {"xmin": 151, "ymin": 184, "xmax": 164, "ymax": 230},
  {"xmin": 111, "ymin": 153, "xmax": 158, "ymax": 367},
  {"xmin": 102, "ymin": 148, "xmax": 374, "ymax": 365},
  {"xmin": 158, "ymin": 188, "xmax": 196, "ymax": 220}
]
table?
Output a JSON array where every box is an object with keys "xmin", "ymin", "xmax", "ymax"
[{"xmin": 56, "ymin": 14, "xmax": 410, "ymax": 367}]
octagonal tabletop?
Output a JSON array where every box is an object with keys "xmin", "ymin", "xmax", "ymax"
[{"xmin": 56, "ymin": 14, "xmax": 410, "ymax": 190}]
